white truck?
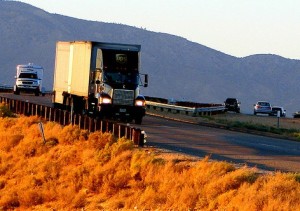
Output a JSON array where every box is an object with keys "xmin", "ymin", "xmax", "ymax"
[
  {"xmin": 52, "ymin": 41, "xmax": 148, "ymax": 124},
  {"xmin": 14, "ymin": 63, "xmax": 45, "ymax": 96}
]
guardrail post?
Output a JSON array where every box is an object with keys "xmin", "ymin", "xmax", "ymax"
[
  {"xmin": 126, "ymin": 126, "xmax": 131, "ymax": 140},
  {"xmin": 89, "ymin": 117, "xmax": 93, "ymax": 132},
  {"xmin": 105, "ymin": 121, "xmax": 109, "ymax": 132},
  {"xmin": 31, "ymin": 103, "xmax": 35, "ymax": 116},
  {"xmin": 63, "ymin": 110, "xmax": 67, "ymax": 125},
  {"xmin": 81, "ymin": 115, "xmax": 85, "ymax": 129},
  {"xmin": 21, "ymin": 101, "xmax": 25, "ymax": 115},
  {"xmin": 119, "ymin": 125, "xmax": 123, "ymax": 139},
  {"xmin": 9, "ymin": 99, "xmax": 14, "ymax": 112},
  {"xmin": 15, "ymin": 100, "xmax": 19, "ymax": 114},
  {"xmin": 98, "ymin": 120, "xmax": 103, "ymax": 132},
  {"xmin": 94, "ymin": 118, "xmax": 99, "ymax": 132},
  {"xmin": 132, "ymin": 128, "xmax": 144, "ymax": 147},
  {"xmin": 48, "ymin": 107, "xmax": 52, "ymax": 121}
]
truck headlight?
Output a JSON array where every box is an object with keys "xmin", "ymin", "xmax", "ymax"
[
  {"xmin": 135, "ymin": 99, "xmax": 145, "ymax": 106},
  {"xmin": 135, "ymin": 95, "xmax": 146, "ymax": 106},
  {"xmin": 101, "ymin": 97, "xmax": 112, "ymax": 104}
]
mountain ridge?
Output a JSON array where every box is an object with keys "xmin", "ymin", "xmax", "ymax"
[{"xmin": 1, "ymin": 1, "xmax": 300, "ymax": 115}]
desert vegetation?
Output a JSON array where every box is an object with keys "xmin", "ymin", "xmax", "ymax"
[{"xmin": 0, "ymin": 110, "xmax": 300, "ymax": 209}]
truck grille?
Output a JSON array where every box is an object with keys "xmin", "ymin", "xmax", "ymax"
[
  {"xmin": 22, "ymin": 81, "xmax": 33, "ymax": 85},
  {"xmin": 113, "ymin": 89, "xmax": 134, "ymax": 106}
]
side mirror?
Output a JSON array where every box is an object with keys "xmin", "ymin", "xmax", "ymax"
[{"xmin": 144, "ymin": 74, "xmax": 148, "ymax": 87}]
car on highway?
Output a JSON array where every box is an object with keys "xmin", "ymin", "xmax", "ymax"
[
  {"xmin": 270, "ymin": 106, "xmax": 286, "ymax": 117},
  {"xmin": 253, "ymin": 101, "xmax": 272, "ymax": 115},
  {"xmin": 224, "ymin": 98, "xmax": 240, "ymax": 113},
  {"xmin": 293, "ymin": 111, "xmax": 300, "ymax": 118}
]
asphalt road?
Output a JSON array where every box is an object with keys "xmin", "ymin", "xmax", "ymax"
[
  {"xmin": 139, "ymin": 115, "xmax": 300, "ymax": 172},
  {"xmin": 1, "ymin": 93, "xmax": 300, "ymax": 172}
]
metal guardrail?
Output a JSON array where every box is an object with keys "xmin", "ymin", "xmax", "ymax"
[
  {"xmin": 0, "ymin": 85, "xmax": 13, "ymax": 92},
  {"xmin": 0, "ymin": 86, "xmax": 56, "ymax": 96},
  {"xmin": 0, "ymin": 96, "xmax": 145, "ymax": 146},
  {"xmin": 146, "ymin": 100, "xmax": 226, "ymax": 116}
]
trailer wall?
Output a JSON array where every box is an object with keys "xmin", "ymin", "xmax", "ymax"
[{"xmin": 53, "ymin": 41, "xmax": 92, "ymax": 104}]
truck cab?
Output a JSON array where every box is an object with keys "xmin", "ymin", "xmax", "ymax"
[{"xmin": 89, "ymin": 47, "xmax": 148, "ymax": 123}]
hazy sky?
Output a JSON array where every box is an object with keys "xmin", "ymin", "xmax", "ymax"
[{"xmin": 18, "ymin": 0, "xmax": 300, "ymax": 60}]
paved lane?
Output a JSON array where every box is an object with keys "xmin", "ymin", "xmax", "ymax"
[{"xmin": 139, "ymin": 115, "xmax": 300, "ymax": 172}]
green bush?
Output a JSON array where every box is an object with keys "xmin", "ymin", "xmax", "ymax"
[{"xmin": 0, "ymin": 104, "xmax": 15, "ymax": 118}]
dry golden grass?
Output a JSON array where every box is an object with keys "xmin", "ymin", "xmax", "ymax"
[{"xmin": 0, "ymin": 115, "xmax": 300, "ymax": 210}]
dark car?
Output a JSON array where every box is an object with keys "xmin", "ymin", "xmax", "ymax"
[
  {"xmin": 293, "ymin": 111, "xmax": 300, "ymax": 118},
  {"xmin": 224, "ymin": 98, "xmax": 240, "ymax": 113}
]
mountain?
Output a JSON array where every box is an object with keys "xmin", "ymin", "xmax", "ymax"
[{"xmin": 1, "ymin": 1, "xmax": 300, "ymax": 115}]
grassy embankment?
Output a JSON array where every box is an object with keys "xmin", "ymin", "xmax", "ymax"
[
  {"xmin": 0, "ymin": 104, "xmax": 300, "ymax": 210},
  {"xmin": 199, "ymin": 114, "xmax": 300, "ymax": 141},
  {"xmin": 216, "ymin": 118, "xmax": 300, "ymax": 137}
]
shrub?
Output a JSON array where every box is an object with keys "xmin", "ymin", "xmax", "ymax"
[
  {"xmin": 58, "ymin": 124, "xmax": 89, "ymax": 144},
  {"xmin": 0, "ymin": 103, "xmax": 15, "ymax": 118},
  {"xmin": 1, "ymin": 116, "xmax": 300, "ymax": 210}
]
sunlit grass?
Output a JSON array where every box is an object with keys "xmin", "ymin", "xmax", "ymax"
[{"xmin": 0, "ymin": 116, "xmax": 299, "ymax": 210}]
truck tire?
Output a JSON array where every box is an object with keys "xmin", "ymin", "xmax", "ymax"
[
  {"xmin": 14, "ymin": 87, "xmax": 20, "ymax": 95},
  {"xmin": 35, "ymin": 88, "xmax": 40, "ymax": 96},
  {"xmin": 134, "ymin": 117, "xmax": 143, "ymax": 125}
]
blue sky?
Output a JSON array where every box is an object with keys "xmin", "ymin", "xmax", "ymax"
[{"xmin": 17, "ymin": 0, "xmax": 300, "ymax": 59}]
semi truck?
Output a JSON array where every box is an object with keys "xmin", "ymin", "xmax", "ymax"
[
  {"xmin": 14, "ymin": 63, "xmax": 45, "ymax": 96},
  {"xmin": 52, "ymin": 41, "xmax": 148, "ymax": 124}
]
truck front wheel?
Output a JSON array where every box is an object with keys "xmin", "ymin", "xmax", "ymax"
[
  {"xmin": 35, "ymin": 88, "xmax": 40, "ymax": 96},
  {"xmin": 134, "ymin": 116, "xmax": 143, "ymax": 125},
  {"xmin": 14, "ymin": 87, "xmax": 20, "ymax": 95}
]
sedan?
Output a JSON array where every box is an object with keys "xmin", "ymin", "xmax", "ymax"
[{"xmin": 254, "ymin": 101, "xmax": 272, "ymax": 115}]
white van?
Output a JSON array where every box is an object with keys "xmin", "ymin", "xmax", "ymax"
[{"xmin": 14, "ymin": 63, "xmax": 45, "ymax": 96}]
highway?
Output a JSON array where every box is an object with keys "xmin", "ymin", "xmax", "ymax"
[
  {"xmin": 1, "ymin": 93, "xmax": 300, "ymax": 172},
  {"xmin": 139, "ymin": 115, "xmax": 300, "ymax": 172}
]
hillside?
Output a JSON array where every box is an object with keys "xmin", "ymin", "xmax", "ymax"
[
  {"xmin": 0, "ymin": 114, "xmax": 300, "ymax": 210},
  {"xmin": 1, "ymin": 1, "xmax": 300, "ymax": 115}
]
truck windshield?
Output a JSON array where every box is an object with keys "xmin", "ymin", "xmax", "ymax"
[
  {"xmin": 104, "ymin": 71, "xmax": 138, "ymax": 85},
  {"xmin": 19, "ymin": 73, "xmax": 38, "ymax": 79}
]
